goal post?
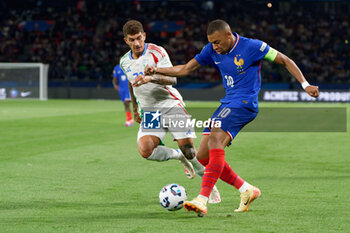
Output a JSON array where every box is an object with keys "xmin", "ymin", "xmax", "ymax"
[{"xmin": 0, "ymin": 63, "xmax": 49, "ymax": 100}]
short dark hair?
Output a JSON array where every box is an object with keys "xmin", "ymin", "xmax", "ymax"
[
  {"xmin": 123, "ymin": 20, "xmax": 144, "ymax": 37},
  {"xmin": 207, "ymin": 19, "xmax": 231, "ymax": 35}
]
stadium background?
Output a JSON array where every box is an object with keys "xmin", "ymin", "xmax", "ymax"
[{"xmin": 0, "ymin": 0, "xmax": 349, "ymax": 100}]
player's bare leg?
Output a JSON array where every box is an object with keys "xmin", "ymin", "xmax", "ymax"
[
  {"xmin": 177, "ymin": 138, "xmax": 200, "ymax": 179},
  {"xmin": 138, "ymin": 135, "xmax": 181, "ymax": 160},
  {"xmin": 196, "ymin": 134, "xmax": 209, "ymax": 161},
  {"xmin": 124, "ymin": 100, "xmax": 133, "ymax": 127},
  {"xmin": 137, "ymin": 135, "xmax": 160, "ymax": 159},
  {"xmin": 137, "ymin": 135, "xmax": 194, "ymax": 178}
]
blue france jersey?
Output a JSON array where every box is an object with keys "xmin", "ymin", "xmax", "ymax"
[
  {"xmin": 195, "ymin": 33, "xmax": 270, "ymax": 110},
  {"xmin": 113, "ymin": 65, "xmax": 129, "ymax": 90}
]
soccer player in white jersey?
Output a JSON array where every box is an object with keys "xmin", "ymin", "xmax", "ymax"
[{"xmin": 120, "ymin": 20, "xmax": 220, "ymax": 203}]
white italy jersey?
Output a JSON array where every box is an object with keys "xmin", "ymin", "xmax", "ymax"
[{"xmin": 120, "ymin": 43, "xmax": 184, "ymax": 110}]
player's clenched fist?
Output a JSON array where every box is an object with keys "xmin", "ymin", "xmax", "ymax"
[
  {"xmin": 144, "ymin": 64, "xmax": 156, "ymax": 75},
  {"xmin": 305, "ymin": 85, "xmax": 319, "ymax": 98},
  {"xmin": 132, "ymin": 74, "xmax": 152, "ymax": 87}
]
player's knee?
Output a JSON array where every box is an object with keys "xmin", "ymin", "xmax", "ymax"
[{"xmin": 138, "ymin": 145, "xmax": 154, "ymax": 159}]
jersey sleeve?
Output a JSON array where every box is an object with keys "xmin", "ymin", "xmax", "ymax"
[
  {"xmin": 247, "ymin": 39, "xmax": 270, "ymax": 63},
  {"xmin": 119, "ymin": 56, "xmax": 128, "ymax": 74},
  {"xmin": 194, "ymin": 43, "xmax": 213, "ymax": 66},
  {"xmin": 156, "ymin": 47, "xmax": 177, "ymax": 81},
  {"xmin": 156, "ymin": 47, "xmax": 173, "ymax": 68},
  {"xmin": 113, "ymin": 66, "xmax": 118, "ymax": 78}
]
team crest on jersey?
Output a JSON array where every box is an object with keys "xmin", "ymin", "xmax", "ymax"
[{"xmin": 234, "ymin": 54, "xmax": 245, "ymax": 74}]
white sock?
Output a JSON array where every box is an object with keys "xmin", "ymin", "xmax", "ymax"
[
  {"xmin": 238, "ymin": 181, "xmax": 252, "ymax": 193},
  {"xmin": 198, "ymin": 195, "xmax": 209, "ymax": 203},
  {"xmin": 189, "ymin": 157, "xmax": 205, "ymax": 177},
  {"xmin": 147, "ymin": 146, "xmax": 182, "ymax": 161}
]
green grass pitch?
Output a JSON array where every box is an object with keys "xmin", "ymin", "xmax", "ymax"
[{"xmin": 0, "ymin": 99, "xmax": 349, "ymax": 233}]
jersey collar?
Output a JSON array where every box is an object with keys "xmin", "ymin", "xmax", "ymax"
[
  {"xmin": 228, "ymin": 33, "xmax": 240, "ymax": 53},
  {"xmin": 129, "ymin": 43, "xmax": 148, "ymax": 60}
]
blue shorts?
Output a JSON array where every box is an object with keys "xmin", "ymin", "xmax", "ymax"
[
  {"xmin": 118, "ymin": 88, "xmax": 131, "ymax": 102},
  {"xmin": 203, "ymin": 103, "xmax": 258, "ymax": 141}
]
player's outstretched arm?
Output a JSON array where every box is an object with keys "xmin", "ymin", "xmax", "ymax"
[
  {"xmin": 272, "ymin": 50, "xmax": 319, "ymax": 98},
  {"xmin": 128, "ymin": 82, "xmax": 141, "ymax": 123},
  {"xmin": 134, "ymin": 58, "xmax": 201, "ymax": 87},
  {"xmin": 145, "ymin": 58, "xmax": 201, "ymax": 77},
  {"xmin": 133, "ymin": 74, "xmax": 176, "ymax": 87}
]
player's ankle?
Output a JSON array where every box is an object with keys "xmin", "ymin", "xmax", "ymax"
[
  {"xmin": 198, "ymin": 195, "xmax": 209, "ymax": 203},
  {"xmin": 238, "ymin": 182, "xmax": 252, "ymax": 193}
]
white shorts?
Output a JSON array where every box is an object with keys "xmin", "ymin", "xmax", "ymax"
[{"xmin": 137, "ymin": 104, "xmax": 197, "ymax": 142}]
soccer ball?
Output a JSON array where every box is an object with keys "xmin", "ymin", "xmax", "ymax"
[{"xmin": 159, "ymin": 183, "xmax": 187, "ymax": 211}]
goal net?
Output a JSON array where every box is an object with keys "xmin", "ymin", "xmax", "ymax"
[{"xmin": 0, "ymin": 63, "xmax": 49, "ymax": 100}]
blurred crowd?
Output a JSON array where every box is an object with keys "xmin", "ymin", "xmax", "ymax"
[{"xmin": 0, "ymin": 0, "xmax": 349, "ymax": 84}]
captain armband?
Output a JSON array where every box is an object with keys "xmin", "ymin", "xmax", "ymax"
[{"xmin": 263, "ymin": 47, "xmax": 278, "ymax": 62}]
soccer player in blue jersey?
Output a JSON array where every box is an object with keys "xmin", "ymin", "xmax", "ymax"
[
  {"xmin": 135, "ymin": 19, "xmax": 319, "ymax": 217},
  {"xmin": 113, "ymin": 64, "xmax": 133, "ymax": 126}
]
